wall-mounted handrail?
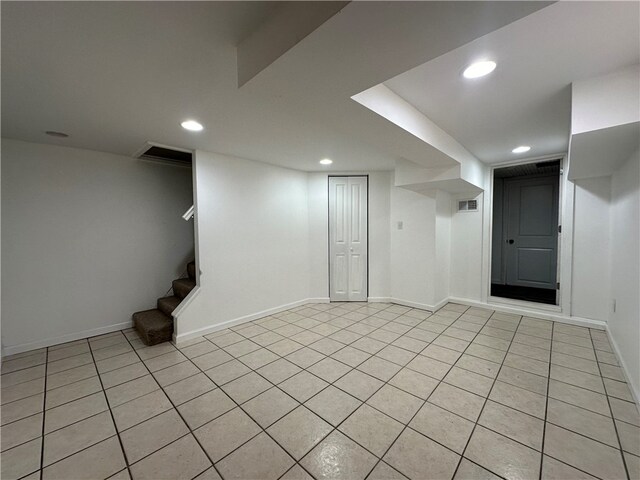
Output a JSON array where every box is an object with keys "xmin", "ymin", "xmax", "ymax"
[{"xmin": 182, "ymin": 205, "xmax": 194, "ymax": 221}]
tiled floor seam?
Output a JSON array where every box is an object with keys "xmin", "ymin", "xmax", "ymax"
[
  {"xmin": 173, "ymin": 303, "xmax": 432, "ymax": 479},
  {"xmin": 186, "ymin": 353, "xmax": 320, "ymax": 479},
  {"xmin": 5, "ymin": 302, "xmax": 633, "ymax": 480},
  {"xmin": 589, "ymin": 329, "xmax": 632, "ymax": 480},
  {"xmin": 538, "ymin": 321, "xmax": 554, "ymax": 480},
  {"xmin": 38, "ymin": 434, "xmax": 120, "ymax": 473},
  {"xmin": 86, "ymin": 335, "xmax": 134, "ymax": 480},
  {"xmin": 208, "ymin": 331, "xmax": 364, "ymax": 461},
  {"xmin": 37, "ymin": 345, "xmax": 49, "ymax": 479},
  {"xmin": 122, "ymin": 332, "xmax": 230, "ymax": 480},
  {"xmin": 362, "ymin": 304, "xmax": 478, "ymax": 479},
  {"xmin": 451, "ymin": 312, "xmax": 523, "ymax": 480},
  {"xmin": 1, "ymin": 360, "xmax": 47, "ymax": 376}
]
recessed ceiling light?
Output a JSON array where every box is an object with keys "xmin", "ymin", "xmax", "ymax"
[
  {"xmin": 181, "ymin": 120, "xmax": 203, "ymax": 132},
  {"xmin": 463, "ymin": 60, "xmax": 497, "ymax": 79},
  {"xmin": 319, "ymin": 158, "xmax": 333, "ymax": 165},
  {"xmin": 512, "ymin": 146, "xmax": 531, "ymax": 154},
  {"xmin": 45, "ymin": 131, "xmax": 69, "ymax": 138}
]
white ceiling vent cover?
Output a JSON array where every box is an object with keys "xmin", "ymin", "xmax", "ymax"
[{"xmin": 458, "ymin": 199, "xmax": 478, "ymax": 212}]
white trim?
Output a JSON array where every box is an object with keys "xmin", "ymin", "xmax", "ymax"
[
  {"xmin": 448, "ymin": 296, "xmax": 606, "ymax": 330},
  {"xmin": 488, "ymin": 295, "xmax": 561, "ymax": 313},
  {"xmin": 367, "ymin": 297, "xmax": 392, "ymax": 303},
  {"xmin": 489, "ymin": 152, "xmax": 568, "ymax": 169},
  {"xmin": 368, "ymin": 297, "xmax": 446, "ymax": 313},
  {"xmin": 171, "ymin": 285, "xmax": 200, "ymax": 319},
  {"xmin": 2, "ymin": 321, "xmax": 133, "ymax": 357},
  {"xmin": 174, "ymin": 297, "xmax": 330, "ymax": 345},
  {"xmin": 606, "ymin": 324, "xmax": 640, "ymax": 406},
  {"xmin": 559, "ymin": 154, "xmax": 575, "ymax": 315},
  {"xmin": 132, "ymin": 141, "xmax": 193, "ymax": 159},
  {"xmin": 484, "ymin": 153, "xmax": 572, "ymax": 313}
]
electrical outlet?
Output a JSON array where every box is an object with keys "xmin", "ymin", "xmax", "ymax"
[{"xmin": 397, "ymin": 221, "xmax": 403, "ymax": 230}]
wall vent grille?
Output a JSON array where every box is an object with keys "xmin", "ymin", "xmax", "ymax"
[{"xmin": 458, "ymin": 199, "xmax": 478, "ymax": 212}]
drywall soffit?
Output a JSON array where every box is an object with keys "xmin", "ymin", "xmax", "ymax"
[{"xmin": 568, "ymin": 121, "xmax": 639, "ymax": 181}]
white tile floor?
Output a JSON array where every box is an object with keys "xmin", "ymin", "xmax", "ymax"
[{"xmin": 1, "ymin": 302, "xmax": 639, "ymax": 480}]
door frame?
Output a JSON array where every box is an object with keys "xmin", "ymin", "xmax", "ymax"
[
  {"xmin": 484, "ymin": 153, "xmax": 569, "ymax": 312},
  {"xmin": 327, "ymin": 175, "xmax": 369, "ymax": 302}
]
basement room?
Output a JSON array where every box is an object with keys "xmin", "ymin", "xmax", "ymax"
[{"xmin": 1, "ymin": 2, "xmax": 639, "ymax": 480}]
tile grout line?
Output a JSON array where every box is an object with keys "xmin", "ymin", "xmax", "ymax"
[
  {"xmin": 203, "ymin": 303, "xmax": 421, "ymax": 479},
  {"xmin": 356, "ymin": 305, "xmax": 498, "ymax": 478},
  {"xmin": 447, "ymin": 310, "xmax": 522, "ymax": 480},
  {"xmin": 537, "ymin": 320, "xmax": 555, "ymax": 480},
  {"xmin": 224, "ymin": 306, "xmax": 630, "ymax": 478},
  {"xmin": 198, "ymin": 305, "xmax": 562, "ymax": 478},
  {"xmin": 19, "ymin": 336, "xmax": 133, "ymax": 477},
  {"xmin": 8, "ymin": 302, "xmax": 632, "ymax": 480},
  {"xmin": 589, "ymin": 328, "xmax": 632, "ymax": 480},
  {"xmin": 38, "ymin": 344, "xmax": 49, "ymax": 480},
  {"xmin": 273, "ymin": 303, "xmax": 441, "ymax": 478},
  {"xmin": 85, "ymin": 333, "xmax": 134, "ymax": 480},
  {"xmin": 179, "ymin": 302, "xmax": 430, "ymax": 479},
  {"xmin": 361, "ymin": 306, "xmax": 480, "ymax": 479},
  {"xmin": 120, "ymin": 333, "xmax": 225, "ymax": 480}
]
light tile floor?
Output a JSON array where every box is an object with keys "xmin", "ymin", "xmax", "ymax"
[{"xmin": 1, "ymin": 302, "xmax": 639, "ymax": 480}]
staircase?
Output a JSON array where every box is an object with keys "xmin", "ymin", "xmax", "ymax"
[{"xmin": 133, "ymin": 260, "xmax": 196, "ymax": 346}]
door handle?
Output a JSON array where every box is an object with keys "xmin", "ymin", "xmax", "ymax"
[
  {"xmin": 507, "ymin": 239, "xmax": 515, "ymax": 244},
  {"xmin": 350, "ymin": 247, "xmax": 354, "ymax": 251}
]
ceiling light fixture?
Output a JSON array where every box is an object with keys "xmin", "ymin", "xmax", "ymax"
[
  {"xmin": 45, "ymin": 131, "xmax": 69, "ymax": 138},
  {"xmin": 463, "ymin": 60, "xmax": 496, "ymax": 79},
  {"xmin": 319, "ymin": 159, "xmax": 333, "ymax": 165},
  {"xmin": 181, "ymin": 120, "xmax": 203, "ymax": 132},
  {"xmin": 512, "ymin": 146, "xmax": 531, "ymax": 154}
]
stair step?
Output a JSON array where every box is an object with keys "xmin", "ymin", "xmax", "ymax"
[
  {"xmin": 133, "ymin": 309, "xmax": 173, "ymax": 346},
  {"xmin": 187, "ymin": 261, "xmax": 196, "ymax": 280},
  {"xmin": 157, "ymin": 296, "xmax": 181, "ymax": 317},
  {"xmin": 173, "ymin": 278, "xmax": 196, "ymax": 299}
]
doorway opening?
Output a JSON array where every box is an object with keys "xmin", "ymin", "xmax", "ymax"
[
  {"xmin": 328, "ymin": 176, "xmax": 368, "ymax": 302},
  {"xmin": 491, "ymin": 160, "xmax": 561, "ymax": 305}
]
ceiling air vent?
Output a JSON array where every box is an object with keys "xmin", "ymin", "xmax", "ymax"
[
  {"xmin": 134, "ymin": 142, "xmax": 193, "ymax": 167},
  {"xmin": 458, "ymin": 199, "xmax": 478, "ymax": 212}
]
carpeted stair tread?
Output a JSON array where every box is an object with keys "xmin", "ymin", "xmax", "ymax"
[
  {"xmin": 157, "ymin": 296, "xmax": 181, "ymax": 317},
  {"xmin": 173, "ymin": 278, "xmax": 196, "ymax": 299},
  {"xmin": 133, "ymin": 309, "xmax": 173, "ymax": 346},
  {"xmin": 187, "ymin": 261, "xmax": 196, "ymax": 280}
]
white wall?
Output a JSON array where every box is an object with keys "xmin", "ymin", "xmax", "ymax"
[
  {"xmin": 450, "ymin": 192, "xmax": 484, "ymax": 302},
  {"xmin": 1, "ymin": 139, "xmax": 194, "ymax": 354},
  {"xmin": 434, "ymin": 190, "xmax": 451, "ymax": 305},
  {"xmin": 608, "ymin": 149, "xmax": 639, "ymax": 397},
  {"xmin": 175, "ymin": 150, "xmax": 310, "ymax": 340},
  {"xmin": 571, "ymin": 176, "xmax": 611, "ymax": 321},
  {"xmin": 352, "ymin": 84, "xmax": 485, "ymax": 190},
  {"xmin": 571, "ymin": 65, "xmax": 640, "ymax": 135},
  {"xmin": 307, "ymin": 171, "xmax": 391, "ymax": 300},
  {"xmin": 389, "ymin": 178, "xmax": 436, "ymax": 307}
]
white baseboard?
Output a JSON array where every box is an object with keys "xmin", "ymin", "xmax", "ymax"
[
  {"xmin": 174, "ymin": 297, "xmax": 329, "ymax": 345},
  {"xmin": 448, "ymin": 296, "xmax": 607, "ymax": 330},
  {"xmin": 308, "ymin": 297, "xmax": 331, "ymax": 304},
  {"xmin": 2, "ymin": 321, "xmax": 133, "ymax": 357},
  {"xmin": 389, "ymin": 297, "xmax": 445, "ymax": 312},
  {"xmin": 605, "ymin": 325, "xmax": 640, "ymax": 406},
  {"xmin": 368, "ymin": 297, "xmax": 446, "ymax": 313},
  {"xmin": 367, "ymin": 297, "xmax": 392, "ymax": 303}
]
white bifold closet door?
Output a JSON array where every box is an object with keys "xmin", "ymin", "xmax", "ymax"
[{"xmin": 329, "ymin": 176, "xmax": 368, "ymax": 301}]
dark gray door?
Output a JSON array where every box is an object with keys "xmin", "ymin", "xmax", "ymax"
[{"xmin": 505, "ymin": 175, "xmax": 559, "ymax": 289}]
